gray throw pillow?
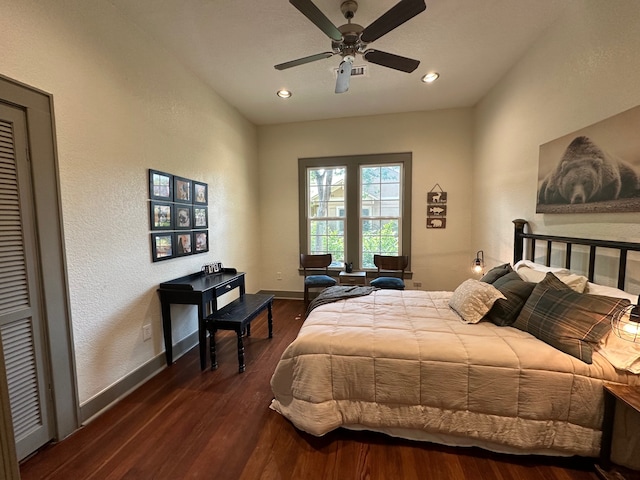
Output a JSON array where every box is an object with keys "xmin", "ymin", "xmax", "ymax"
[
  {"xmin": 485, "ymin": 272, "xmax": 536, "ymax": 326},
  {"xmin": 480, "ymin": 263, "xmax": 513, "ymax": 284}
]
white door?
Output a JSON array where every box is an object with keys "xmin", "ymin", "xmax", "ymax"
[{"xmin": 0, "ymin": 101, "xmax": 54, "ymax": 459}]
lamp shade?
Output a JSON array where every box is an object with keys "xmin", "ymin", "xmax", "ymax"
[{"xmin": 611, "ymin": 302, "xmax": 640, "ymax": 343}]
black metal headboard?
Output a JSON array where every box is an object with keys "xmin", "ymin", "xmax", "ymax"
[{"xmin": 513, "ymin": 219, "xmax": 640, "ymax": 291}]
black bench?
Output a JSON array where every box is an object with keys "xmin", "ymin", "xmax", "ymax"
[{"xmin": 204, "ymin": 293, "xmax": 274, "ymax": 373}]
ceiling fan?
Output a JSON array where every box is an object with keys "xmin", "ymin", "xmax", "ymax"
[{"xmin": 275, "ymin": 0, "xmax": 427, "ymax": 94}]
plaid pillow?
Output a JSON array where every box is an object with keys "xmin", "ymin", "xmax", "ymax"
[
  {"xmin": 513, "ymin": 272, "xmax": 630, "ymax": 363},
  {"xmin": 485, "ymin": 272, "xmax": 536, "ymax": 326}
]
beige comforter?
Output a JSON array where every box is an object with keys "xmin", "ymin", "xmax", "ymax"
[{"xmin": 270, "ymin": 290, "xmax": 640, "ymax": 458}]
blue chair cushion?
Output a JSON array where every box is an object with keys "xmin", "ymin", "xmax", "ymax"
[
  {"xmin": 370, "ymin": 277, "xmax": 405, "ymax": 290},
  {"xmin": 305, "ymin": 275, "xmax": 337, "ymax": 287}
]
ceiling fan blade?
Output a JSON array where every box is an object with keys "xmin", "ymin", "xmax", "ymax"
[
  {"xmin": 361, "ymin": 0, "xmax": 426, "ymax": 44},
  {"xmin": 335, "ymin": 58, "xmax": 353, "ymax": 94},
  {"xmin": 274, "ymin": 52, "xmax": 335, "ymax": 70},
  {"xmin": 289, "ymin": 0, "xmax": 342, "ymax": 42},
  {"xmin": 363, "ymin": 49, "xmax": 420, "ymax": 73}
]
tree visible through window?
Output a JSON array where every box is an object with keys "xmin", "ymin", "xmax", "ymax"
[
  {"xmin": 299, "ymin": 153, "xmax": 411, "ymax": 271},
  {"xmin": 307, "ymin": 167, "xmax": 345, "ymax": 266}
]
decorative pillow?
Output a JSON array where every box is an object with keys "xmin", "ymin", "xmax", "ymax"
[
  {"xmin": 480, "ymin": 263, "xmax": 513, "ymax": 284},
  {"xmin": 515, "ymin": 267, "xmax": 588, "ymax": 293},
  {"xmin": 485, "ymin": 272, "xmax": 536, "ymax": 326},
  {"xmin": 513, "ymin": 272, "xmax": 630, "ymax": 363},
  {"xmin": 449, "ymin": 279, "xmax": 506, "ymax": 324},
  {"xmin": 513, "ymin": 260, "xmax": 570, "ymax": 274},
  {"xmin": 597, "ymin": 331, "xmax": 640, "ymax": 374},
  {"xmin": 370, "ymin": 276, "xmax": 405, "ymax": 290}
]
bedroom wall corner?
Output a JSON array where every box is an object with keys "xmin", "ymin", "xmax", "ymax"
[{"xmin": 472, "ymin": 0, "xmax": 640, "ymax": 274}]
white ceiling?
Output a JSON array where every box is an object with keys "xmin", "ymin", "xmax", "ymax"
[{"xmin": 107, "ymin": 0, "xmax": 572, "ymax": 126}]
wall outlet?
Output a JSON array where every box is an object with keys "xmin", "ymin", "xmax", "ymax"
[
  {"xmin": 413, "ymin": 282, "xmax": 422, "ymax": 289},
  {"xmin": 276, "ymin": 271, "xmax": 282, "ymax": 280},
  {"xmin": 142, "ymin": 324, "xmax": 152, "ymax": 341}
]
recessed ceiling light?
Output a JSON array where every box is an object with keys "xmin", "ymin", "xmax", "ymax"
[
  {"xmin": 421, "ymin": 72, "xmax": 440, "ymax": 83},
  {"xmin": 276, "ymin": 89, "xmax": 292, "ymax": 98}
]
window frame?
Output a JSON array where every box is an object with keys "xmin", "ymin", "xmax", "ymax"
[{"xmin": 298, "ymin": 152, "xmax": 412, "ymax": 271}]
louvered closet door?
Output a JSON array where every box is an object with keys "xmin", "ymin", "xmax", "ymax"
[{"xmin": 0, "ymin": 102, "xmax": 53, "ymax": 459}]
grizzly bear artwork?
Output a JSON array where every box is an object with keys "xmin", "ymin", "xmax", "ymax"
[{"xmin": 537, "ymin": 136, "xmax": 640, "ymax": 210}]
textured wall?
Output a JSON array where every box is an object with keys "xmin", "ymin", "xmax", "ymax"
[
  {"xmin": 0, "ymin": 0, "xmax": 259, "ymax": 404},
  {"xmin": 473, "ymin": 0, "xmax": 640, "ymax": 290}
]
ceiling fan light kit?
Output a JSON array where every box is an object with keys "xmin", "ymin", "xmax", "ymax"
[{"xmin": 275, "ymin": 0, "xmax": 427, "ymax": 94}]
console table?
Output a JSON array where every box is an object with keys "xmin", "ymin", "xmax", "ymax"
[{"xmin": 158, "ymin": 269, "xmax": 245, "ymax": 370}]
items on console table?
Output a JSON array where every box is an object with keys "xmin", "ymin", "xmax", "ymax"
[{"xmin": 158, "ymin": 268, "xmax": 244, "ymax": 370}]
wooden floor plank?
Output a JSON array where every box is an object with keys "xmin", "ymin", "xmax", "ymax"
[{"xmin": 20, "ymin": 299, "xmax": 598, "ymax": 480}]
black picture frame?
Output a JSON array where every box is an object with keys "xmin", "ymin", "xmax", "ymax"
[
  {"xmin": 193, "ymin": 206, "xmax": 208, "ymax": 228},
  {"xmin": 151, "ymin": 232, "xmax": 174, "ymax": 261},
  {"xmin": 150, "ymin": 201, "xmax": 173, "ymax": 230},
  {"xmin": 149, "ymin": 169, "xmax": 173, "ymax": 201},
  {"xmin": 193, "ymin": 181, "xmax": 208, "ymax": 205},
  {"xmin": 173, "ymin": 176, "xmax": 192, "ymax": 204},
  {"xmin": 175, "ymin": 232, "xmax": 193, "ymax": 256},
  {"xmin": 175, "ymin": 205, "xmax": 192, "ymax": 230},
  {"xmin": 193, "ymin": 230, "xmax": 209, "ymax": 254}
]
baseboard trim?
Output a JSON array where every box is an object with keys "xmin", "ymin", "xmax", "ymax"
[
  {"xmin": 79, "ymin": 293, "xmax": 302, "ymax": 424},
  {"xmin": 258, "ymin": 290, "xmax": 303, "ymax": 300},
  {"xmin": 79, "ymin": 331, "xmax": 199, "ymax": 424}
]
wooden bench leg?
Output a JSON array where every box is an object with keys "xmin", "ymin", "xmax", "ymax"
[
  {"xmin": 209, "ymin": 329, "xmax": 218, "ymax": 371},
  {"xmin": 237, "ymin": 330, "xmax": 245, "ymax": 373},
  {"xmin": 267, "ymin": 301, "xmax": 273, "ymax": 338}
]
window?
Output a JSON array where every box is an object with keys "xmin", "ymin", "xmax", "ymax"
[
  {"xmin": 361, "ymin": 164, "xmax": 401, "ymax": 268},
  {"xmin": 299, "ymin": 153, "xmax": 411, "ymax": 270}
]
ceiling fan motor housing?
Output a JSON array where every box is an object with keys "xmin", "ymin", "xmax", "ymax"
[{"xmin": 341, "ymin": 0, "xmax": 358, "ymax": 20}]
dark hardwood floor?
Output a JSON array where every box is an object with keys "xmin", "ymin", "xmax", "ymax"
[{"xmin": 20, "ymin": 299, "xmax": 599, "ymax": 480}]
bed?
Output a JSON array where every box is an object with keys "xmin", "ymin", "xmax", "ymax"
[{"xmin": 270, "ymin": 219, "xmax": 640, "ymax": 465}]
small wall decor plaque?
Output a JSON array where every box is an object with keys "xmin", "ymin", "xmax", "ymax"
[{"xmin": 427, "ymin": 184, "xmax": 447, "ymax": 229}]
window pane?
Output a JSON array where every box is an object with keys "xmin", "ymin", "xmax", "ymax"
[
  {"xmin": 307, "ymin": 165, "xmax": 345, "ymax": 265},
  {"xmin": 308, "ymin": 167, "xmax": 345, "ymax": 218},
  {"xmin": 360, "ymin": 164, "xmax": 402, "ymax": 266}
]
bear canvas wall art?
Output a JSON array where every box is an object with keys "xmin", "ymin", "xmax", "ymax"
[{"xmin": 537, "ymin": 105, "xmax": 640, "ymax": 214}]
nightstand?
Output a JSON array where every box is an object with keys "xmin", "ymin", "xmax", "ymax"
[
  {"xmin": 597, "ymin": 383, "xmax": 640, "ymax": 480},
  {"xmin": 339, "ymin": 271, "xmax": 366, "ymax": 286}
]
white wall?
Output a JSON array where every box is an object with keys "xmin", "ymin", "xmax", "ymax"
[
  {"xmin": 258, "ymin": 109, "xmax": 474, "ymax": 293},
  {"xmin": 0, "ymin": 0, "xmax": 260, "ymax": 405},
  {"xmin": 474, "ymin": 0, "xmax": 640, "ymax": 287}
]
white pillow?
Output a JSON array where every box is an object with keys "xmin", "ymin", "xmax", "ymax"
[
  {"xmin": 449, "ymin": 279, "xmax": 506, "ymax": 324},
  {"xmin": 586, "ymin": 282, "xmax": 638, "ymax": 304},
  {"xmin": 597, "ymin": 330, "xmax": 640, "ymax": 374},
  {"xmin": 515, "ymin": 267, "xmax": 588, "ymax": 293},
  {"xmin": 513, "ymin": 260, "xmax": 570, "ymax": 274}
]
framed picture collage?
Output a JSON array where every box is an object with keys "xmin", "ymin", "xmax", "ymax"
[{"xmin": 148, "ymin": 169, "xmax": 209, "ymax": 262}]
